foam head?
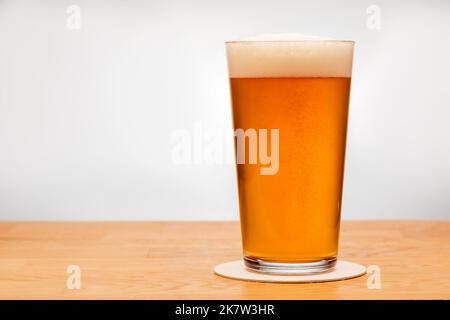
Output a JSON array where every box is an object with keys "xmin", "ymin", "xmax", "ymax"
[{"xmin": 226, "ymin": 33, "xmax": 354, "ymax": 78}]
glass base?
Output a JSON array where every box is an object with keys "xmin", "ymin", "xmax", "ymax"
[{"xmin": 244, "ymin": 256, "xmax": 337, "ymax": 275}]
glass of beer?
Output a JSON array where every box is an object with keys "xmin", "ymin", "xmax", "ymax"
[{"xmin": 226, "ymin": 35, "xmax": 354, "ymax": 274}]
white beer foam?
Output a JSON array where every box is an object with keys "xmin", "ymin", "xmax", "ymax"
[
  {"xmin": 226, "ymin": 33, "xmax": 354, "ymax": 78},
  {"xmin": 237, "ymin": 33, "xmax": 332, "ymax": 41}
]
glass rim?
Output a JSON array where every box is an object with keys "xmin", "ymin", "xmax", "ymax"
[{"xmin": 225, "ymin": 39, "xmax": 355, "ymax": 44}]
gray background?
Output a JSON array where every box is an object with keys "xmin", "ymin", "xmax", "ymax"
[{"xmin": 0, "ymin": 0, "xmax": 449, "ymax": 220}]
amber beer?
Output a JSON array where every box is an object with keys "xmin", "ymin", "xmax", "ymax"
[{"xmin": 226, "ymin": 37, "xmax": 354, "ymax": 274}]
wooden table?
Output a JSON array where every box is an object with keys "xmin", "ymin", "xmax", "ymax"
[{"xmin": 0, "ymin": 221, "xmax": 449, "ymax": 299}]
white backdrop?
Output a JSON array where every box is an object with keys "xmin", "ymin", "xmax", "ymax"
[{"xmin": 0, "ymin": 0, "xmax": 449, "ymax": 220}]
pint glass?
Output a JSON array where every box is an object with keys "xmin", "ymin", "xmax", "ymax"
[{"xmin": 226, "ymin": 37, "xmax": 354, "ymax": 274}]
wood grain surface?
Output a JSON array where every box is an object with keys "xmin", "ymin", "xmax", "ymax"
[{"xmin": 0, "ymin": 221, "xmax": 449, "ymax": 299}]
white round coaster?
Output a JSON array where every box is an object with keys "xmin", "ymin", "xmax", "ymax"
[{"xmin": 214, "ymin": 260, "xmax": 366, "ymax": 283}]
